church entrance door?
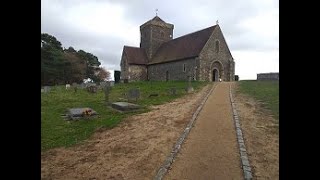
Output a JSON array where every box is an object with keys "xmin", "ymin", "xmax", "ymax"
[{"xmin": 212, "ymin": 69, "xmax": 219, "ymax": 81}]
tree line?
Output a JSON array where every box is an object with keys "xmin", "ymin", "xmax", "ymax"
[{"xmin": 41, "ymin": 33, "xmax": 110, "ymax": 86}]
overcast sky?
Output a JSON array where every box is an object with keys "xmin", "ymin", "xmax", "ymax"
[{"xmin": 41, "ymin": 0, "xmax": 278, "ymax": 80}]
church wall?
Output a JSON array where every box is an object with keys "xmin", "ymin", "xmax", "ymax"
[
  {"xmin": 148, "ymin": 58, "xmax": 197, "ymax": 81},
  {"xmin": 199, "ymin": 26, "xmax": 234, "ymax": 81},
  {"xmin": 128, "ymin": 65, "xmax": 147, "ymax": 81},
  {"xmin": 120, "ymin": 53, "xmax": 129, "ymax": 81}
]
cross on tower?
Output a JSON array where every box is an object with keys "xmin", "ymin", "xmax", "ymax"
[
  {"xmin": 216, "ymin": 20, "xmax": 219, "ymax": 25},
  {"xmin": 156, "ymin": 9, "xmax": 158, "ymax": 16}
]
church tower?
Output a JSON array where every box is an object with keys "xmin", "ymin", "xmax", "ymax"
[{"xmin": 140, "ymin": 16, "xmax": 174, "ymax": 60}]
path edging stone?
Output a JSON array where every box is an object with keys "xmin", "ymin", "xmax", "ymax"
[
  {"xmin": 154, "ymin": 83, "xmax": 218, "ymax": 180},
  {"xmin": 229, "ymin": 84, "xmax": 253, "ymax": 180}
]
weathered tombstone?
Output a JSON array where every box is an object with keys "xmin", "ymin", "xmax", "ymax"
[
  {"xmin": 80, "ymin": 83, "xmax": 86, "ymax": 89},
  {"xmin": 104, "ymin": 82, "xmax": 112, "ymax": 104},
  {"xmin": 65, "ymin": 84, "xmax": 71, "ymax": 90},
  {"xmin": 72, "ymin": 83, "xmax": 78, "ymax": 93},
  {"xmin": 127, "ymin": 88, "xmax": 140, "ymax": 102},
  {"xmin": 169, "ymin": 87, "xmax": 177, "ymax": 95},
  {"xmin": 65, "ymin": 107, "xmax": 98, "ymax": 120},
  {"xmin": 41, "ymin": 89, "xmax": 44, "ymax": 93},
  {"xmin": 100, "ymin": 82, "xmax": 107, "ymax": 90},
  {"xmin": 149, "ymin": 93, "xmax": 158, "ymax": 97},
  {"xmin": 43, "ymin": 86, "xmax": 51, "ymax": 93},
  {"xmin": 185, "ymin": 75, "xmax": 194, "ymax": 93},
  {"xmin": 111, "ymin": 102, "xmax": 140, "ymax": 112},
  {"xmin": 110, "ymin": 81, "xmax": 115, "ymax": 87},
  {"xmin": 87, "ymin": 85, "xmax": 98, "ymax": 93}
]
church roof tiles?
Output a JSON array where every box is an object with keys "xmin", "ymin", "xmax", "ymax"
[
  {"xmin": 149, "ymin": 25, "xmax": 217, "ymax": 64},
  {"xmin": 123, "ymin": 46, "xmax": 148, "ymax": 65}
]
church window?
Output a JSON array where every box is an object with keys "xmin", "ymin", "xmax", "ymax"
[
  {"xmin": 183, "ymin": 64, "xmax": 186, "ymax": 72},
  {"xmin": 215, "ymin": 40, "xmax": 220, "ymax": 53}
]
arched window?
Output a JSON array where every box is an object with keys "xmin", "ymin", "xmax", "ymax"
[{"xmin": 215, "ymin": 40, "xmax": 220, "ymax": 53}]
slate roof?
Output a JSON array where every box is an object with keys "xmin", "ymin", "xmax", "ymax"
[
  {"xmin": 123, "ymin": 46, "xmax": 148, "ymax": 65},
  {"xmin": 149, "ymin": 25, "xmax": 217, "ymax": 64}
]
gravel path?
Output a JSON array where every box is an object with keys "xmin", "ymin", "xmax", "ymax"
[{"xmin": 165, "ymin": 82, "xmax": 243, "ymax": 180}]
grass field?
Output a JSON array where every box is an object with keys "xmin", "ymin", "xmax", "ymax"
[
  {"xmin": 238, "ymin": 80, "xmax": 279, "ymax": 120},
  {"xmin": 41, "ymin": 81, "xmax": 208, "ymax": 151}
]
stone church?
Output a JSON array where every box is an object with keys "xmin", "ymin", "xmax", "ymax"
[{"xmin": 120, "ymin": 16, "xmax": 235, "ymax": 82}]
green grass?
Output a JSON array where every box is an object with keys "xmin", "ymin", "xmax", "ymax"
[
  {"xmin": 41, "ymin": 81, "xmax": 208, "ymax": 151},
  {"xmin": 238, "ymin": 80, "xmax": 279, "ymax": 120}
]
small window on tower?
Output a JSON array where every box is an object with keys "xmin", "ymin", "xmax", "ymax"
[{"xmin": 183, "ymin": 64, "xmax": 186, "ymax": 72}]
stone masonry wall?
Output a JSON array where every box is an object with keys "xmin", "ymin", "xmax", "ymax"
[
  {"xmin": 148, "ymin": 58, "xmax": 197, "ymax": 81},
  {"xmin": 128, "ymin": 65, "xmax": 147, "ymax": 81},
  {"xmin": 198, "ymin": 25, "xmax": 235, "ymax": 81},
  {"xmin": 120, "ymin": 53, "xmax": 129, "ymax": 80},
  {"xmin": 140, "ymin": 24, "xmax": 173, "ymax": 60},
  {"xmin": 257, "ymin": 73, "xmax": 279, "ymax": 80}
]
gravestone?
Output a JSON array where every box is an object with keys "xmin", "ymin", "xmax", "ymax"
[
  {"xmin": 185, "ymin": 75, "xmax": 194, "ymax": 93},
  {"xmin": 65, "ymin": 107, "xmax": 98, "ymax": 120},
  {"xmin": 72, "ymin": 83, "xmax": 78, "ymax": 93},
  {"xmin": 87, "ymin": 85, "xmax": 98, "ymax": 93},
  {"xmin": 41, "ymin": 89, "xmax": 44, "ymax": 93},
  {"xmin": 169, "ymin": 87, "xmax": 177, "ymax": 95},
  {"xmin": 43, "ymin": 86, "xmax": 51, "ymax": 93},
  {"xmin": 104, "ymin": 82, "xmax": 112, "ymax": 104},
  {"xmin": 100, "ymin": 82, "xmax": 107, "ymax": 90},
  {"xmin": 111, "ymin": 102, "xmax": 140, "ymax": 112},
  {"xmin": 65, "ymin": 84, "xmax": 71, "ymax": 90},
  {"xmin": 127, "ymin": 88, "xmax": 140, "ymax": 102},
  {"xmin": 80, "ymin": 83, "xmax": 86, "ymax": 89}
]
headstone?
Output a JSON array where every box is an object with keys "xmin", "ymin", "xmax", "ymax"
[
  {"xmin": 65, "ymin": 107, "xmax": 98, "ymax": 120},
  {"xmin": 104, "ymin": 82, "xmax": 112, "ymax": 104},
  {"xmin": 169, "ymin": 87, "xmax": 177, "ymax": 95},
  {"xmin": 80, "ymin": 83, "xmax": 86, "ymax": 89},
  {"xmin": 41, "ymin": 89, "xmax": 44, "ymax": 93},
  {"xmin": 110, "ymin": 81, "xmax": 115, "ymax": 87},
  {"xmin": 185, "ymin": 75, "xmax": 194, "ymax": 93},
  {"xmin": 72, "ymin": 83, "xmax": 78, "ymax": 93},
  {"xmin": 43, "ymin": 86, "xmax": 51, "ymax": 93},
  {"xmin": 100, "ymin": 82, "xmax": 107, "ymax": 90},
  {"xmin": 149, "ymin": 93, "xmax": 158, "ymax": 97},
  {"xmin": 65, "ymin": 84, "xmax": 71, "ymax": 90},
  {"xmin": 87, "ymin": 85, "xmax": 98, "ymax": 93},
  {"xmin": 127, "ymin": 88, "xmax": 140, "ymax": 101}
]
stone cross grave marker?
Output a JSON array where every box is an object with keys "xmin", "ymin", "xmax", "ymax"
[{"xmin": 127, "ymin": 88, "xmax": 140, "ymax": 102}]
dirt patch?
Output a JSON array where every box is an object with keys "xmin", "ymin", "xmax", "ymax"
[
  {"xmin": 234, "ymin": 84, "xmax": 279, "ymax": 180},
  {"xmin": 41, "ymin": 84, "xmax": 213, "ymax": 180}
]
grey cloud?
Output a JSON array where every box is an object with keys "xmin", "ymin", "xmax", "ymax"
[{"xmin": 42, "ymin": 0, "xmax": 278, "ymax": 75}]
